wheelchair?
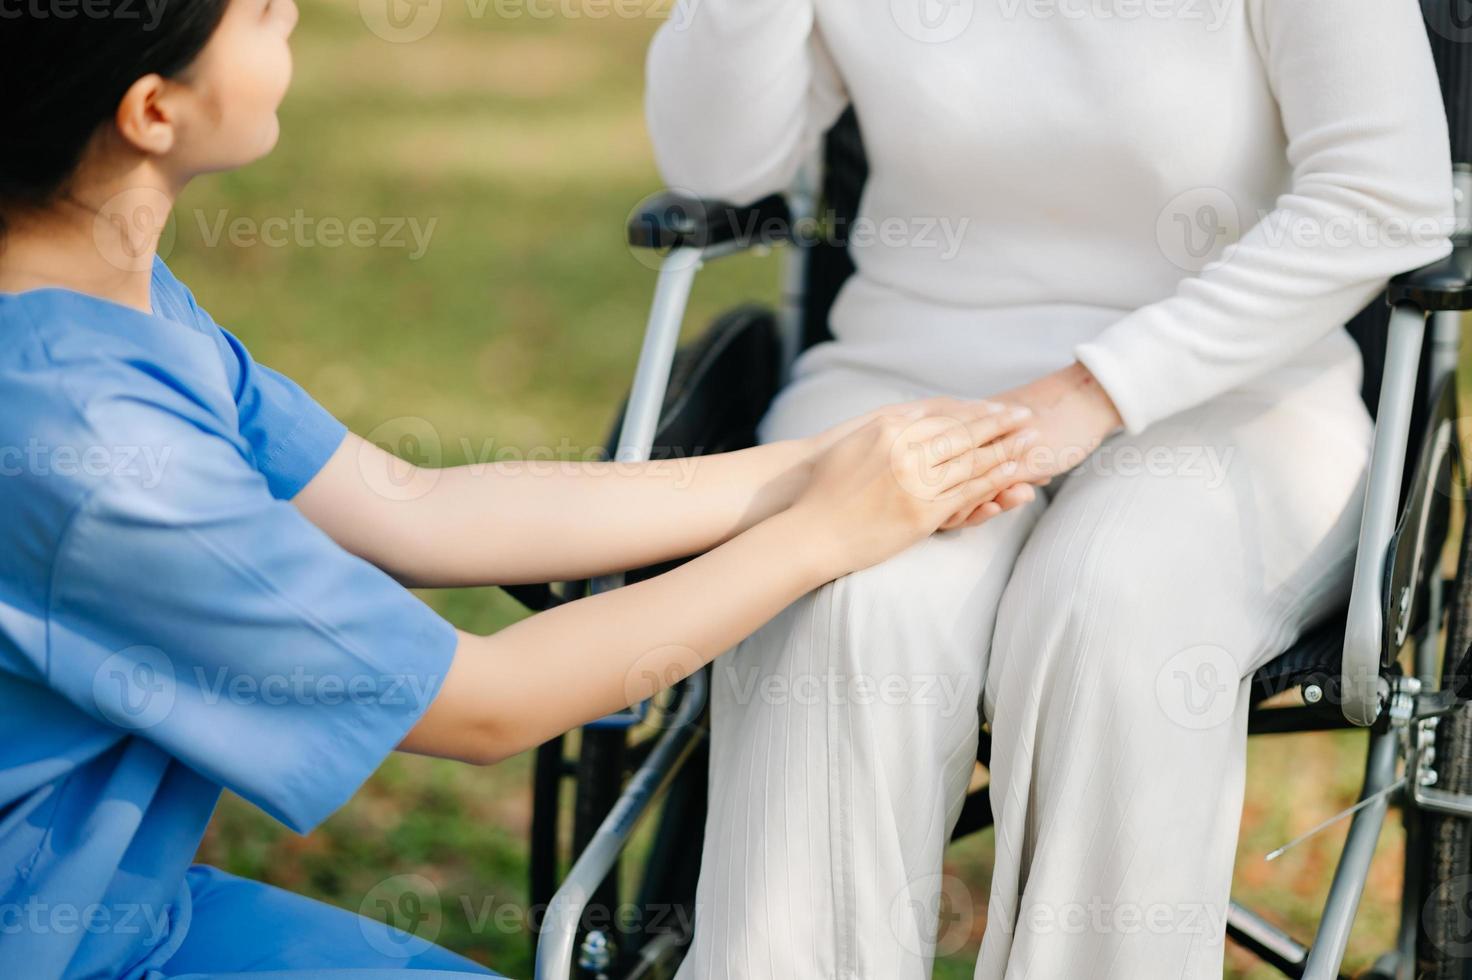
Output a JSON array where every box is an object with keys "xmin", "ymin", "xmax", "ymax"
[{"xmin": 521, "ymin": 4, "xmax": 1472, "ymax": 976}]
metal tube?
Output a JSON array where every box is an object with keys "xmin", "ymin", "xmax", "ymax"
[
  {"xmin": 1226, "ymin": 902, "xmax": 1310, "ymax": 976},
  {"xmin": 778, "ymin": 163, "xmax": 818, "ymax": 380},
  {"xmin": 1341, "ymin": 303, "xmax": 1428, "ymax": 725},
  {"xmin": 535, "ymin": 672, "xmax": 709, "ymax": 980},
  {"xmin": 1301, "ymin": 729, "xmax": 1400, "ymax": 978}
]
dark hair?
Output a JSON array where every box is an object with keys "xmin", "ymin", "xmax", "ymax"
[{"xmin": 0, "ymin": 0, "xmax": 231, "ymax": 218}]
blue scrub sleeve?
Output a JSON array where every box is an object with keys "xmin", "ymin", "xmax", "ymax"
[
  {"xmin": 43, "ymin": 391, "xmax": 460, "ymax": 834},
  {"xmin": 226, "ymin": 333, "xmax": 349, "ymax": 500}
]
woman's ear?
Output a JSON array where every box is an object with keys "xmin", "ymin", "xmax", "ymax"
[{"xmin": 113, "ymin": 74, "xmax": 177, "ymax": 157}]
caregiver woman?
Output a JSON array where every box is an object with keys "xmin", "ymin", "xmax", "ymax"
[
  {"xmin": 0, "ymin": 1, "xmax": 1049, "ymax": 977},
  {"xmin": 646, "ymin": 0, "xmax": 1456, "ymax": 977}
]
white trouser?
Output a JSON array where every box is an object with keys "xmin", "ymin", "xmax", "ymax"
[{"xmin": 674, "ymin": 327, "xmax": 1374, "ymax": 979}]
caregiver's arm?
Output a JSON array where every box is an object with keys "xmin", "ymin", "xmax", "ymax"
[
  {"xmin": 295, "ymin": 399, "xmax": 1036, "ymax": 587},
  {"xmin": 1070, "ymin": 0, "xmax": 1455, "ymax": 437},
  {"xmin": 401, "ymin": 411, "xmax": 1029, "ymax": 763},
  {"xmin": 296, "ymin": 431, "xmax": 812, "ymax": 587},
  {"xmin": 644, "ymin": 0, "xmax": 845, "ymax": 203}
]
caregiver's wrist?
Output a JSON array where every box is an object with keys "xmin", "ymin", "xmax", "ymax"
[{"xmin": 763, "ymin": 505, "xmax": 845, "ymax": 589}]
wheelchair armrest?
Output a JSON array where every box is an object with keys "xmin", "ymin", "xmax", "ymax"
[
  {"xmin": 1387, "ymin": 239, "xmax": 1472, "ymax": 311},
  {"xmin": 627, "ymin": 190, "xmax": 793, "ymax": 250}
]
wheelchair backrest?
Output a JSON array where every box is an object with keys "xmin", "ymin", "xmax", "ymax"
[{"xmin": 800, "ymin": 0, "xmax": 1472, "ymax": 423}]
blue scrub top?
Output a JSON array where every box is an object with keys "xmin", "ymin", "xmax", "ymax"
[{"xmin": 0, "ymin": 259, "xmax": 460, "ymax": 979}]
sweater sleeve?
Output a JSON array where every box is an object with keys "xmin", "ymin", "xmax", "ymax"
[
  {"xmin": 644, "ymin": 0, "xmax": 849, "ymax": 204},
  {"xmin": 1073, "ymin": 0, "xmax": 1456, "ymax": 436}
]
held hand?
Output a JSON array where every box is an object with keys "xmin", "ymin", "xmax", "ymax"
[
  {"xmin": 946, "ymin": 362, "xmax": 1126, "ymax": 529},
  {"xmin": 792, "ymin": 401, "xmax": 1037, "ymax": 581}
]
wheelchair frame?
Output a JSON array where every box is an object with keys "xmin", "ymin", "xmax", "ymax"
[{"xmin": 530, "ymin": 157, "xmax": 1472, "ymax": 980}]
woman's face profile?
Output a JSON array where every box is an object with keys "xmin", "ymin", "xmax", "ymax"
[{"xmin": 161, "ymin": 0, "xmax": 301, "ymax": 178}]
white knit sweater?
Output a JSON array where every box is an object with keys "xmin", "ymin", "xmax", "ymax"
[{"xmin": 645, "ymin": 0, "xmax": 1457, "ymax": 434}]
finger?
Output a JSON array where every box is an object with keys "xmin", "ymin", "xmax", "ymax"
[
  {"xmin": 932, "ymin": 429, "xmax": 1039, "ymax": 491},
  {"xmin": 952, "ymin": 405, "xmax": 1035, "ymax": 464},
  {"xmin": 933, "ymin": 459, "xmax": 1021, "ymax": 517},
  {"xmin": 960, "ymin": 500, "xmax": 1003, "ymax": 527},
  {"xmin": 917, "ymin": 404, "xmax": 1028, "ymax": 465},
  {"xmin": 939, "ymin": 493, "xmax": 990, "ymax": 530},
  {"xmin": 953, "ymin": 482, "xmax": 1033, "ymax": 529},
  {"xmin": 999, "ymin": 483, "xmax": 1036, "ymax": 508},
  {"xmin": 905, "ymin": 395, "xmax": 995, "ymax": 420}
]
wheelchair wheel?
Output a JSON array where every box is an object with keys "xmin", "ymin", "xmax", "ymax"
[{"xmin": 1416, "ymin": 457, "xmax": 1472, "ymax": 979}]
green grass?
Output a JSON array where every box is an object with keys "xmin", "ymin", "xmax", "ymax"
[{"xmin": 186, "ymin": 3, "xmax": 1430, "ymax": 976}]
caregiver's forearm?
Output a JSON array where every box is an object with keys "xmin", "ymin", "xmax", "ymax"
[
  {"xmin": 295, "ymin": 431, "xmax": 815, "ymax": 587},
  {"xmin": 401, "ymin": 505, "xmax": 833, "ymax": 764}
]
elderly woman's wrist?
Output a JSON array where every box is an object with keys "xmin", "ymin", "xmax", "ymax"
[{"xmin": 1066, "ymin": 361, "xmax": 1125, "ymax": 439}]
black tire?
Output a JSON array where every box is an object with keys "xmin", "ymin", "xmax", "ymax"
[{"xmin": 1416, "ymin": 452, "xmax": 1472, "ymax": 979}]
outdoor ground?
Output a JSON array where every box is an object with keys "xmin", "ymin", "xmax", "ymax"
[{"xmin": 180, "ymin": 2, "xmax": 1433, "ymax": 975}]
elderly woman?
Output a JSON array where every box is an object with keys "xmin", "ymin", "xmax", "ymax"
[{"xmin": 644, "ymin": 0, "xmax": 1455, "ymax": 976}]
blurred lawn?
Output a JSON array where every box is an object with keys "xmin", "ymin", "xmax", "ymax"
[{"xmin": 180, "ymin": 2, "xmax": 1418, "ymax": 977}]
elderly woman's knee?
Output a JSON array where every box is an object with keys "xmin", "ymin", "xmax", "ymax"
[
  {"xmin": 990, "ymin": 529, "xmax": 1252, "ymax": 732},
  {"xmin": 712, "ymin": 534, "xmax": 1001, "ymax": 717}
]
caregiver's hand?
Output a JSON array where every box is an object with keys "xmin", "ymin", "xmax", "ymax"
[
  {"xmin": 404, "ymin": 399, "xmax": 1038, "ymax": 765},
  {"xmin": 793, "ymin": 402, "xmax": 1037, "ymax": 580}
]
